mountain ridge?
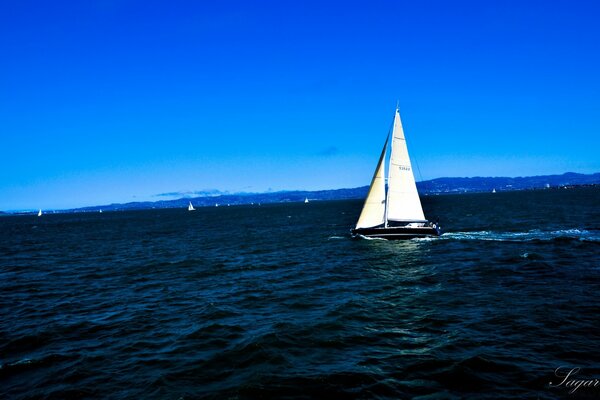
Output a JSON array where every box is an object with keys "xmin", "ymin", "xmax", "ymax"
[{"xmin": 63, "ymin": 172, "xmax": 598, "ymax": 213}]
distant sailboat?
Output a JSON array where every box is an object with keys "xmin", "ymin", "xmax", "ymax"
[
  {"xmin": 351, "ymin": 106, "xmax": 441, "ymax": 240},
  {"xmin": 304, "ymin": 197, "xmax": 309, "ymax": 204},
  {"xmin": 37, "ymin": 209, "xmax": 42, "ymax": 217},
  {"xmin": 188, "ymin": 201, "xmax": 195, "ymax": 211},
  {"xmin": 492, "ymin": 188, "xmax": 496, "ymax": 193}
]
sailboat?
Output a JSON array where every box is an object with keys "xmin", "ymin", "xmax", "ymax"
[
  {"xmin": 37, "ymin": 209, "xmax": 42, "ymax": 217},
  {"xmin": 188, "ymin": 201, "xmax": 195, "ymax": 211},
  {"xmin": 351, "ymin": 106, "xmax": 441, "ymax": 240},
  {"xmin": 304, "ymin": 197, "xmax": 309, "ymax": 204}
]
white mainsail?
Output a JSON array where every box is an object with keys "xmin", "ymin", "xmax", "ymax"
[
  {"xmin": 37, "ymin": 209, "xmax": 42, "ymax": 217},
  {"xmin": 385, "ymin": 108, "xmax": 426, "ymax": 223},
  {"xmin": 356, "ymin": 107, "xmax": 427, "ymax": 230},
  {"xmin": 355, "ymin": 136, "xmax": 389, "ymax": 229},
  {"xmin": 188, "ymin": 201, "xmax": 195, "ymax": 211}
]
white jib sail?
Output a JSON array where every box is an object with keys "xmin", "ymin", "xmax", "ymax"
[
  {"xmin": 356, "ymin": 136, "xmax": 389, "ymax": 229},
  {"xmin": 385, "ymin": 109, "xmax": 426, "ymax": 222}
]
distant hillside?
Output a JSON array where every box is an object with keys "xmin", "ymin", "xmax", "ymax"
[
  {"xmin": 72, "ymin": 187, "xmax": 367, "ymax": 213},
  {"xmin": 417, "ymin": 172, "xmax": 600, "ymax": 193},
  {"xmin": 65, "ymin": 172, "xmax": 598, "ymax": 213}
]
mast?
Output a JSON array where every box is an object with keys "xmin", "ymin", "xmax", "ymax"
[{"xmin": 384, "ymin": 107, "xmax": 397, "ymax": 228}]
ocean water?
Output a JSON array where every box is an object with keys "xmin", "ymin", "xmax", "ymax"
[{"xmin": 1, "ymin": 187, "xmax": 599, "ymax": 399}]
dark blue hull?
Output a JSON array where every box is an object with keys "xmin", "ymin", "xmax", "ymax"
[{"xmin": 351, "ymin": 225, "xmax": 441, "ymax": 240}]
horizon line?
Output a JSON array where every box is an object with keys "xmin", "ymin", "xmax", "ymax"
[{"xmin": 3, "ymin": 171, "xmax": 598, "ymax": 213}]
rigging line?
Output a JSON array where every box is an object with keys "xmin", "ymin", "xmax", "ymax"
[
  {"xmin": 412, "ymin": 151, "xmax": 426, "ymax": 194},
  {"xmin": 414, "ymin": 154, "xmax": 424, "ymax": 183},
  {"xmin": 409, "ymin": 122, "xmax": 425, "ymax": 191}
]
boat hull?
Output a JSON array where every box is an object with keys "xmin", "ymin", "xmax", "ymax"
[{"xmin": 351, "ymin": 225, "xmax": 441, "ymax": 240}]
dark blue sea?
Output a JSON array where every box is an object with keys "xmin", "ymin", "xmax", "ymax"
[{"xmin": 1, "ymin": 187, "xmax": 599, "ymax": 399}]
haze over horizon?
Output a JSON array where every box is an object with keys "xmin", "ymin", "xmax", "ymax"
[{"xmin": 2, "ymin": 1, "xmax": 599, "ymax": 210}]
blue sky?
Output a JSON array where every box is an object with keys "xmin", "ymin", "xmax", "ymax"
[{"xmin": 1, "ymin": 1, "xmax": 599, "ymax": 210}]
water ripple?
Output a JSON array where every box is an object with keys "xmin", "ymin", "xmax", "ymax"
[{"xmin": 1, "ymin": 189, "xmax": 599, "ymax": 398}]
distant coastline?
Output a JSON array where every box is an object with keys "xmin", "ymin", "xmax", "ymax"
[{"xmin": 4, "ymin": 172, "xmax": 599, "ymax": 215}]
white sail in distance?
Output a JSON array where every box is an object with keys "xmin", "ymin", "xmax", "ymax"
[
  {"xmin": 385, "ymin": 108, "xmax": 426, "ymax": 223},
  {"xmin": 355, "ymin": 135, "xmax": 389, "ymax": 229}
]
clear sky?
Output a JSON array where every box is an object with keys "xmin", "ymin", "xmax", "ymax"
[{"xmin": 1, "ymin": 0, "xmax": 599, "ymax": 210}]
